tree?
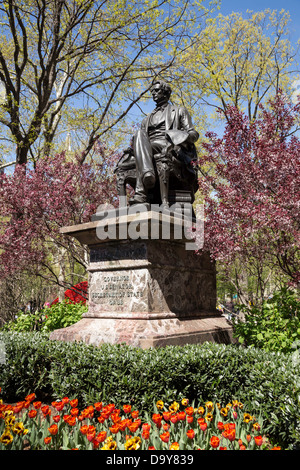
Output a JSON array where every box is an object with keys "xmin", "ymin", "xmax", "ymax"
[
  {"xmin": 0, "ymin": 0, "xmax": 219, "ymax": 167},
  {"xmin": 171, "ymin": 9, "xmax": 298, "ymax": 128},
  {"xmin": 198, "ymin": 91, "xmax": 300, "ymax": 304},
  {"xmin": 169, "ymin": 8, "xmax": 299, "ymax": 304},
  {"xmin": 0, "ymin": 148, "xmax": 118, "ymax": 302}
]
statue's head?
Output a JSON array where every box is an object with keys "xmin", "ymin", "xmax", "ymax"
[{"xmin": 151, "ymin": 80, "xmax": 172, "ymax": 103}]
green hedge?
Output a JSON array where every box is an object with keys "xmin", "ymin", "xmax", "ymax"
[{"xmin": 0, "ymin": 332, "xmax": 299, "ymax": 448}]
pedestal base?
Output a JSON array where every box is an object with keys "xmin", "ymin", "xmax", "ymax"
[{"xmin": 49, "ymin": 314, "xmax": 233, "ymax": 349}]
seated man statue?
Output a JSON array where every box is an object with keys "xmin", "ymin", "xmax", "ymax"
[{"xmin": 116, "ymin": 80, "xmax": 199, "ymax": 207}]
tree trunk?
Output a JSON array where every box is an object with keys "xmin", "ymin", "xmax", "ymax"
[{"xmin": 16, "ymin": 145, "xmax": 29, "ymax": 166}]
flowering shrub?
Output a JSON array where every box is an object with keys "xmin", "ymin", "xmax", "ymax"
[{"xmin": 0, "ymin": 390, "xmax": 281, "ymax": 450}]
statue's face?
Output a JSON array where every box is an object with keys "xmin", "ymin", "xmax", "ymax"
[{"xmin": 151, "ymin": 84, "xmax": 168, "ymax": 104}]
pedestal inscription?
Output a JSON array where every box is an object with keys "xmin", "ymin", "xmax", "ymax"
[{"xmin": 90, "ymin": 273, "xmax": 145, "ymax": 307}]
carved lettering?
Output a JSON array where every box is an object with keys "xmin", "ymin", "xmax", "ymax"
[{"xmin": 91, "ymin": 274, "xmax": 144, "ymax": 306}]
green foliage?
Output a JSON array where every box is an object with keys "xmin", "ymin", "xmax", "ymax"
[
  {"xmin": 0, "ymin": 332, "xmax": 299, "ymax": 448},
  {"xmin": 0, "ymin": 332, "xmax": 52, "ymax": 402},
  {"xmin": 233, "ymin": 288, "xmax": 300, "ymax": 353},
  {"xmin": 1, "ymin": 301, "xmax": 87, "ymax": 333},
  {"xmin": 40, "ymin": 302, "xmax": 87, "ymax": 332},
  {"xmin": 1, "ymin": 311, "xmax": 42, "ymax": 332}
]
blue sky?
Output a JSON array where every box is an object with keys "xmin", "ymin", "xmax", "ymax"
[{"xmin": 218, "ymin": 0, "xmax": 300, "ymax": 44}]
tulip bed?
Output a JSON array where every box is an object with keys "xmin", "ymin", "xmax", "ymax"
[
  {"xmin": 0, "ymin": 390, "xmax": 281, "ymax": 450},
  {"xmin": 1, "ymin": 331, "xmax": 299, "ymax": 449}
]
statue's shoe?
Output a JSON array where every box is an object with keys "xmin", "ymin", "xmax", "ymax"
[{"xmin": 143, "ymin": 172, "xmax": 155, "ymax": 188}]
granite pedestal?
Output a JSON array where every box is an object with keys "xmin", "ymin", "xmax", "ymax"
[{"xmin": 49, "ymin": 209, "xmax": 233, "ymax": 348}]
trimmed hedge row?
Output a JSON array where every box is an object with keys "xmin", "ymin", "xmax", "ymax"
[{"xmin": 0, "ymin": 332, "xmax": 299, "ymax": 448}]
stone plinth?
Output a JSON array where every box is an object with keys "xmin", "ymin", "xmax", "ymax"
[{"xmin": 49, "ymin": 209, "xmax": 233, "ymax": 348}]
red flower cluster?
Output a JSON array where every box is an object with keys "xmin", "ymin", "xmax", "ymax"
[{"xmin": 51, "ymin": 281, "xmax": 88, "ymax": 305}]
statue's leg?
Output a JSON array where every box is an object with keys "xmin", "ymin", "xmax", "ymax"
[
  {"xmin": 116, "ymin": 172, "xmax": 126, "ymax": 197},
  {"xmin": 156, "ymin": 160, "xmax": 170, "ymax": 207},
  {"xmin": 133, "ymin": 130, "xmax": 156, "ymax": 202}
]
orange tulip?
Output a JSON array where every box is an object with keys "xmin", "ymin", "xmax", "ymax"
[
  {"xmin": 109, "ymin": 423, "xmax": 120, "ymax": 434},
  {"xmin": 13, "ymin": 402, "xmax": 25, "ymax": 413},
  {"xmin": 48, "ymin": 424, "xmax": 58, "ymax": 435},
  {"xmin": 186, "ymin": 429, "xmax": 195, "ymax": 439},
  {"xmin": 93, "ymin": 439, "xmax": 100, "ymax": 449},
  {"xmin": 106, "ymin": 404, "xmax": 115, "ymax": 413},
  {"xmin": 53, "ymin": 401, "xmax": 64, "ymax": 412},
  {"xmin": 80, "ymin": 425, "xmax": 89, "ymax": 435},
  {"xmin": 111, "ymin": 412, "xmax": 122, "ymax": 424},
  {"xmin": 160, "ymin": 431, "xmax": 170, "ymax": 443},
  {"xmin": 163, "ymin": 411, "xmax": 172, "ymax": 421},
  {"xmin": 152, "ymin": 413, "xmax": 162, "ymax": 425},
  {"xmin": 86, "ymin": 426, "xmax": 96, "ymax": 442},
  {"xmin": 96, "ymin": 431, "xmax": 107, "ymax": 443},
  {"xmin": 210, "ymin": 436, "xmax": 220, "ymax": 448},
  {"xmin": 142, "ymin": 430, "xmax": 150, "ymax": 440},
  {"xmin": 123, "ymin": 404, "xmax": 131, "ymax": 414},
  {"xmin": 127, "ymin": 420, "xmax": 140, "ymax": 433},
  {"xmin": 185, "ymin": 406, "xmax": 194, "ymax": 416},
  {"xmin": 25, "ymin": 393, "xmax": 36, "ymax": 402},
  {"xmin": 41, "ymin": 405, "xmax": 51, "ymax": 416},
  {"xmin": 28, "ymin": 409, "xmax": 37, "ymax": 419},
  {"xmin": 67, "ymin": 416, "xmax": 76, "ymax": 426},
  {"xmin": 94, "ymin": 402, "xmax": 103, "ymax": 412},
  {"xmin": 177, "ymin": 411, "xmax": 186, "ymax": 421},
  {"xmin": 222, "ymin": 428, "xmax": 236, "ymax": 442},
  {"xmin": 199, "ymin": 421, "xmax": 207, "ymax": 432}
]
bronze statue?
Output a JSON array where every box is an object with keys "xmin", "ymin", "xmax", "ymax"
[{"xmin": 115, "ymin": 80, "xmax": 199, "ymax": 207}]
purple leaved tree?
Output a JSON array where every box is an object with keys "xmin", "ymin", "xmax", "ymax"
[
  {"xmin": 0, "ymin": 149, "xmax": 118, "ymax": 302},
  {"xmin": 198, "ymin": 92, "xmax": 300, "ymax": 303}
]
